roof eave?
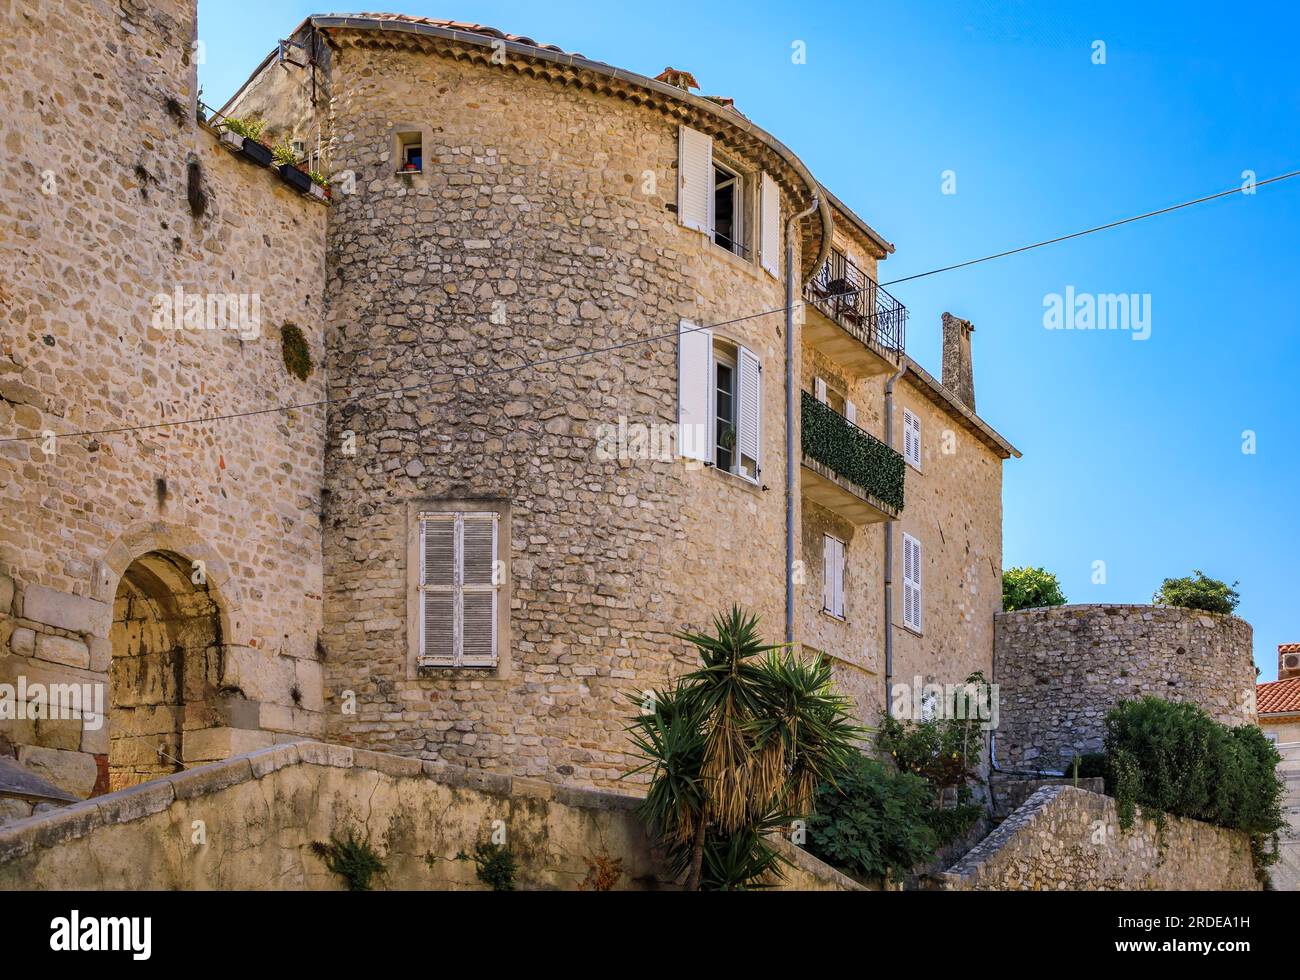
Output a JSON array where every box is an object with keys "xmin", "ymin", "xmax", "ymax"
[{"xmin": 902, "ymin": 358, "xmax": 1021, "ymax": 459}]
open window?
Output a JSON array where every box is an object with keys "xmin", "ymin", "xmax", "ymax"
[
  {"xmin": 677, "ymin": 320, "xmax": 762, "ymax": 482},
  {"xmin": 713, "ymin": 161, "xmax": 745, "ymax": 256},
  {"xmin": 397, "ymin": 131, "xmax": 423, "ymax": 174}
]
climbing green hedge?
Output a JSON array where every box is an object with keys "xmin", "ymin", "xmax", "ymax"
[{"xmin": 801, "ymin": 391, "xmax": 905, "ymax": 512}]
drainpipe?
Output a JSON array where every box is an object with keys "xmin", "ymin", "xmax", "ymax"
[
  {"xmin": 882, "ymin": 363, "xmax": 906, "ymax": 706},
  {"xmin": 785, "ymin": 191, "xmax": 824, "ymax": 645}
]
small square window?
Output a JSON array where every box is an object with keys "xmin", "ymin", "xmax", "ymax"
[{"xmin": 398, "ymin": 133, "xmax": 423, "ymax": 173}]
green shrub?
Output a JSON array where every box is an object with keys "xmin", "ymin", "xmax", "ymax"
[
  {"xmin": 805, "ymin": 753, "xmax": 939, "ymax": 883},
  {"xmin": 878, "ymin": 711, "xmax": 985, "ymax": 793},
  {"xmin": 1103, "ymin": 697, "xmax": 1283, "ymax": 879},
  {"xmin": 309, "ymin": 834, "xmax": 385, "ymax": 891},
  {"xmin": 1152, "ymin": 570, "xmax": 1239, "ymax": 615},
  {"xmin": 462, "ymin": 841, "xmax": 518, "ymax": 891},
  {"xmin": 1002, "ymin": 566, "xmax": 1066, "ymax": 611}
]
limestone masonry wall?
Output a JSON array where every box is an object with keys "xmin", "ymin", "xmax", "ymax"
[
  {"xmin": 1, "ymin": 0, "xmax": 328, "ymax": 801},
  {"xmin": 0, "ymin": 740, "xmax": 860, "ymax": 890},
  {"xmin": 995, "ymin": 604, "xmax": 1257, "ymax": 770},
  {"xmin": 941, "ymin": 785, "xmax": 1259, "ymax": 891}
]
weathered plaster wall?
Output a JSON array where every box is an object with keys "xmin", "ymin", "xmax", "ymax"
[
  {"xmin": 940, "ymin": 785, "xmax": 1259, "ymax": 891},
  {"xmin": 995, "ymin": 605, "xmax": 1258, "ymax": 770},
  {"xmin": 0, "ymin": 740, "xmax": 860, "ymax": 891},
  {"xmin": 0, "ymin": 0, "xmax": 328, "ymax": 797},
  {"xmin": 1265, "ymin": 725, "xmax": 1300, "ymax": 890}
]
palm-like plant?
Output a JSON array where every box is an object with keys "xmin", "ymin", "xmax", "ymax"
[{"xmin": 625, "ymin": 606, "xmax": 861, "ymax": 890}]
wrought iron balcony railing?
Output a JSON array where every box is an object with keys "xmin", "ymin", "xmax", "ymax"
[
  {"xmin": 801, "ymin": 391, "xmax": 905, "ymax": 514},
  {"xmin": 805, "ymin": 252, "xmax": 907, "ymax": 358}
]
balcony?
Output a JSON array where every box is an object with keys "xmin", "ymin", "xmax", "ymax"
[
  {"xmin": 800, "ymin": 391, "xmax": 904, "ymax": 524},
  {"xmin": 803, "ymin": 253, "xmax": 907, "ymax": 377}
]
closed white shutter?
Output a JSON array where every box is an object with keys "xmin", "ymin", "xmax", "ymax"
[
  {"xmin": 460, "ymin": 513, "xmax": 498, "ymax": 667},
  {"xmin": 420, "ymin": 512, "xmax": 499, "ymax": 667},
  {"xmin": 814, "ymin": 376, "xmax": 828, "ymax": 404},
  {"xmin": 759, "ymin": 172, "xmax": 780, "ymax": 277},
  {"xmin": 902, "ymin": 532, "xmax": 922, "ymax": 632},
  {"xmin": 845, "ymin": 399, "xmax": 857, "ymax": 426},
  {"xmin": 419, "ymin": 515, "xmax": 456, "ymax": 666},
  {"xmin": 678, "ymin": 125, "xmax": 712, "ymax": 234},
  {"xmin": 903, "ymin": 408, "xmax": 921, "ymax": 468},
  {"xmin": 678, "ymin": 320, "xmax": 713, "ymax": 462},
  {"xmin": 737, "ymin": 346, "xmax": 761, "ymax": 478},
  {"xmin": 823, "ymin": 535, "xmax": 845, "ymax": 617}
]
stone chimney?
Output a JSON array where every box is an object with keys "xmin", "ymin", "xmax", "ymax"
[
  {"xmin": 941, "ymin": 312, "xmax": 976, "ymax": 411},
  {"xmin": 1280, "ymin": 643, "xmax": 1300, "ymax": 680}
]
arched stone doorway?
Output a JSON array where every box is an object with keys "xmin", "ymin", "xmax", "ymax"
[{"xmin": 106, "ymin": 551, "xmax": 224, "ymax": 793}]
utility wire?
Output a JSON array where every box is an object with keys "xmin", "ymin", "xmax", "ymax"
[
  {"xmin": 0, "ymin": 306, "xmax": 792, "ymax": 444},
  {"xmin": 5, "ymin": 170, "xmax": 1296, "ymax": 444},
  {"xmin": 880, "ymin": 169, "xmax": 1300, "ymax": 287}
]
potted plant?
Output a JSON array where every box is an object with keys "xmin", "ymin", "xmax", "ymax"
[
  {"xmin": 307, "ymin": 170, "xmax": 331, "ymax": 202},
  {"xmin": 273, "ymin": 140, "xmax": 313, "ymax": 193},
  {"xmin": 221, "ymin": 116, "xmax": 273, "ymax": 167}
]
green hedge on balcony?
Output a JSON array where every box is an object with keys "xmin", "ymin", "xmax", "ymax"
[{"xmin": 801, "ymin": 391, "xmax": 905, "ymax": 512}]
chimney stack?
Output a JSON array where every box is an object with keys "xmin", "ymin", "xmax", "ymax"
[
  {"xmin": 1281, "ymin": 644, "xmax": 1300, "ymax": 680},
  {"xmin": 941, "ymin": 312, "xmax": 976, "ymax": 411}
]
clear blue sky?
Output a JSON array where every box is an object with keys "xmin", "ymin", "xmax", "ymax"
[{"xmin": 199, "ymin": 2, "xmax": 1300, "ymax": 681}]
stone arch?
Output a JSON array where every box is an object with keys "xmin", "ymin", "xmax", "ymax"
[{"xmin": 99, "ymin": 524, "xmax": 240, "ymax": 794}]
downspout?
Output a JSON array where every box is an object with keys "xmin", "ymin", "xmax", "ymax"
[
  {"xmin": 882, "ymin": 363, "xmax": 906, "ymax": 706},
  {"xmin": 785, "ymin": 189, "xmax": 827, "ymax": 644}
]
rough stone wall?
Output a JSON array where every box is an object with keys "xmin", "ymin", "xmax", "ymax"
[
  {"xmin": 940, "ymin": 785, "xmax": 1259, "ymax": 890},
  {"xmin": 0, "ymin": 0, "xmax": 328, "ymax": 797},
  {"xmin": 314, "ymin": 43, "xmax": 800, "ymax": 788},
  {"xmin": 995, "ymin": 605, "xmax": 1258, "ymax": 770},
  {"xmin": 0, "ymin": 740, "xmax": 861, "ymax": 891}
]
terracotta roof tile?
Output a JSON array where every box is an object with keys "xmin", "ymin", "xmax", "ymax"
[
  {"xmin": 1280, "ymin": 643, "xmax": 1300, "ymax": 654},
  {"xmin": 341, "ymin": 13, "xmax": 578, "ymax": 56},
  {"xmin": 1257, "ymin": 676, "xmax": 1300, "ymax": 715}
]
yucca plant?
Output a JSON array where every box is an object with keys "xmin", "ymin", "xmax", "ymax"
[{"xmin": 625, "ymin": 606, "xmax": 861, "ymax": 890}]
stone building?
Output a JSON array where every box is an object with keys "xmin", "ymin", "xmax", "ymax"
[
  {"xmin": 1257, "ymin": 644, "xmax": 1300, "ymax": 890},
  {"xmin": 1, "ymin": 3, "xmax": 1018, "ymax": 799}
]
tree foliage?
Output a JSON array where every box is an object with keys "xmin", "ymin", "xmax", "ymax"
[
  {"xmin": 1152, "ymin": 570, "xmax": 1239, "ymax": 615},
  {"xmin": 1001, "ymin": 566, "xmax": 1066, "ymax": 612}
]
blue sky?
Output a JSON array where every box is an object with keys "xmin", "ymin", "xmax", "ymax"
[{"xmin": 200, "ymin": 2, "xmax": 1300, "ymax": 680}]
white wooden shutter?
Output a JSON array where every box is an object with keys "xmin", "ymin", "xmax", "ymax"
[
  {"xmin": 460, "ymin": 513, "xmax": 498, "ymax": 667},
  {"xmin": 845, "ymin": 399, "xmax": 857, "ymax": 426},
  {"xmin": 737, "ymin": 346, "xmax": 761, "ymax": 477},
  {"xmin": 759, "ymin": 172, "xmax": 780, "ymax": 277},
  {"xmin": 678, "ymin": 320, "xmax": 713, "ymax": 462},
  {"xmin": 814, "ymin": 376, "xmax": 828, "ymax": 404},
  {"xmin": 902, "ymin": 532, "xmax": 922, "ymax": 632},
  {"xmin": 678, "ymin": 125, "xmax": 712, "ymax": 234},
  {"xmin": 823, "ymin": 535, "xmax": 845, "ymax": 617},
  {"xmin": 419, "ymin": 515, "xmax": 456, "ymax": 666},
  {"xmin": 420, "ymin": 512, "xmax": 498, "ymax": 667},
  {"xmin": 903, "ymin": 408, "xmax": 921, "ymax": 468}
]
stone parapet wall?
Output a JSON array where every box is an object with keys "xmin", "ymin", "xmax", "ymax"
[
  {"xmin": 994, "ymin": 604, "xmax": 1257, "ymax": 771},
  {"xmin": 940, "ymin": 785, "xmax": 1259, "ymax": 891},
  {"xmin": 0, "ymin": 740, "xmax": 860, "ymax": 891}
]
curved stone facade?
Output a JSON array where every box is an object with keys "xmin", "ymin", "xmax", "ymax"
[
  {"xmin": 994, "ymin": 604, "xmax": 1257, "ymax": 771},
  {"xmin": 315, "ymin": 41, "xmax": 802, "ymax": 785}
]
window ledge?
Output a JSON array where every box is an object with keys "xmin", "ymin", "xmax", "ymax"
[
  {"xmin": 900, "ymin": 623, "xmax": 923, "ymax": 637},
  {"xmin": 703, "ymin": 463, "xmax": 764, "ymax": 493},
  {"xmin": 820, "ymin": 609, "xmax": 847, "ymax": 623}
]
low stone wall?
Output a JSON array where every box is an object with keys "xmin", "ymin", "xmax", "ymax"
[
  {"xmin": 995, "ymin": 604, "xmax": 1257, "ymax": 771},
  {"xmin": 0, "ymin": 740, "xmax": 859, "ymax": 891},
  {"xmin": 939, "ymin": 785, "xmax": 1258, "ymax": 891}
]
